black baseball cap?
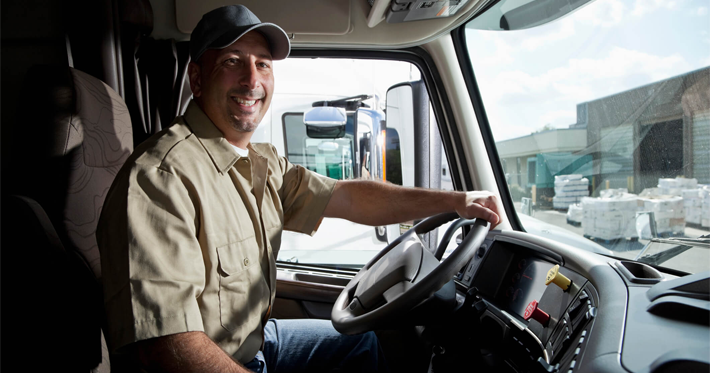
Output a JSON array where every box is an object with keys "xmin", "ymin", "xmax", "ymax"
[{"xmin": 189, "ymin": 5, "xmax": 290, "ymax": 62}]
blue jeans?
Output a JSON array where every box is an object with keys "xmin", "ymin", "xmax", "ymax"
[{"xmin": 243, "ymin": 319, "xmax": 389, "ymax": 373}]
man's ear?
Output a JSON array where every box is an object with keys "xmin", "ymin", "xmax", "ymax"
[{"xmin": 188, "ymin": 62, "xmax": 202, "ymax": 98}]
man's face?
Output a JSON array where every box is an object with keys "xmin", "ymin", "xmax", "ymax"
[{"xmin": 189, "ymin": 31, "xmax": 274, "ymax": 135}]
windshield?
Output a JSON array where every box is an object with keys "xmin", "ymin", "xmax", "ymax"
[{"xmin": 465, "ymin": 0, "xmax": 710, "ymax": 274}]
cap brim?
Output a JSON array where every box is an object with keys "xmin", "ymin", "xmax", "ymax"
[{"xmin": 208, "ymin": 23, "xmax": 291, "ymax": 61}]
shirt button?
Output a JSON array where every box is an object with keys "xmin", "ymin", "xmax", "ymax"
[{"xmin": 243, "ymin": 258, "xmax": 250, "ymax": 266}]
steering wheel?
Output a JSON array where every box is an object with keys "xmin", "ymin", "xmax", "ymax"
[{"xmin": 331, "ymin": 212, "xmax": 491, "ymax": 335}]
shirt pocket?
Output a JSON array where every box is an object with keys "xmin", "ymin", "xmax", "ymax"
[{"xmin": 216, "ymin": 238, "xmax": 266, "ymax": 333}]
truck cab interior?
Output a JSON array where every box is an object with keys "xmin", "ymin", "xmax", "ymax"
[{"xmin": 2, "ymin": 0, "xmax": 709, "ymax": 372}]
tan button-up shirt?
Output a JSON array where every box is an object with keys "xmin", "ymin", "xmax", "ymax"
[{"xmin": 98, "ymin": 101, "xmax": 337, "ymax": 363}]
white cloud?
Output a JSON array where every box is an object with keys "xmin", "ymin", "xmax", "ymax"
[
  {"xmin": 552, "ymin": 82, "xmax": 596, "ymax": 102},
  {"xmin": 490, "ymin": 123, "xmax": 534, "ymax": 141},
  {"xmin": 476, "ymin": 46, "xmax": 693, "ymax": 140},
  {"xmin": 488, "ymin": 48, "xmax": 689, "ymax": 102},
  {"xmin": 631, "ymin": 0, "xmax": 678, "ymax": 17},
  {"xmin": 575, "ymin": 0, "xmax": 627, "ymax": 27},
  {"xmin": 472, "ymin": 36, "xmax": 516, "ymax": 67},
  {"xmin": 521, "ymin": 18, "xmax": 576, "ymax": 50},
  {"xmin": 698, "ymin": 6, "xmax": 708, "ymax": 16},
  {"xmin": 472, "ymin": 0, "xmax": 631, "ymax": 71},
  {"xmin": 491, "ymin": 0, "xmax": 626, "ymax": 54},
  {"xmin": 538, "ymin": 110, "xmax": 577, "ymax": 127},
  {"xmin": 531, "ymin": 47, "xmax": 689, "ymax": 94}
]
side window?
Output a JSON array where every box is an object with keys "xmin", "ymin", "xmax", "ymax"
[{"xmin": 269, "ymin": 57, "xmax": 452, "ymax": 267}]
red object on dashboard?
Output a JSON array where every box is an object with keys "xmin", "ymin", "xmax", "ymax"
[{"xmin": 524, "ymin": 300, "xmax": 550, "ymax": 326}]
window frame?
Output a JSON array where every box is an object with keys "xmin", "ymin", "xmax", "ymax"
[{"xmin": 450, "ymin": 26, "xmax": 525, "ymax": 232}]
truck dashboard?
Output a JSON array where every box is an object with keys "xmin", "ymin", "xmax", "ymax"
[{"xmin": 440, "ymin": 230, "xmax": 710, "ymax": 373}]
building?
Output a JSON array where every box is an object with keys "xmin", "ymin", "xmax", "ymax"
[
  {"xmin": 583, "ymin": 66, "xmax": 709, "ymax": 192},
  {"xmin": 497, "ymin": 66, "xmax": 710, "ymax": 202}
]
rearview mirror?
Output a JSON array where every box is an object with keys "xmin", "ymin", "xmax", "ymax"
[
  {"xmin": 500, "ymin": 0, "xmax": 590, "ymax": 30},
  {"xmin": 304, "ymin": 106, "xmax": 347, "ymax": 138}
]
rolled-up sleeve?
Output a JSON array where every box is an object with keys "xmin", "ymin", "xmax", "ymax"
[
  {"xmin": 275, "ymin": 145, "xmax": 337, "ymax": 236},
  {"xmin": 99, "ymin": 163, "xmax": 205, "ymax": 353}
]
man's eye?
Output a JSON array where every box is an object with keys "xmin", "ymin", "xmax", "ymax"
[
  {"xmin": 225, "ymin": 58, "xmax": 238, "ymax": 65},
  {"xmin": 258, "ymin": 62, "xmax": 271, "ymax": 69}
]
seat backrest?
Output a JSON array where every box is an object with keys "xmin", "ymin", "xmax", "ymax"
[
  {"xmin": 13, "ymin": 65, "xmax": 134, "ymax": 279},
  {"xmin": 8, "ymin": 65, "xmax": 134, "ymax": 372}
]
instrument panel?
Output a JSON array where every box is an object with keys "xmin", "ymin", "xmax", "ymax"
[
  {"xmin": 493, "ymin": 253, "xmax": 554, "ymax": 319},
  {"xmin": 455, "ymin": 236, "xmax": 598, "ymax": 373}
]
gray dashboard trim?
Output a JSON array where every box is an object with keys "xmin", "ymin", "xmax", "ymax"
[{"xmin": 493, "ymin": 234, "xmax": 565, "ymax": 265}]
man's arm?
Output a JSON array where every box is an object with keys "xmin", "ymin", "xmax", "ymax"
[
  {"xmin": 323, "ymin": 180, "xmax": 502, "ymax": 227},
  {"xmin": 131, "ymin": 331, "xmax": 252, "ymax": 373}
]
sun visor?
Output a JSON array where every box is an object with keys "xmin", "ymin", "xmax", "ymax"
[{"xmin": 176, "ymin": 0, "xmax": 352, "ymax": 36}]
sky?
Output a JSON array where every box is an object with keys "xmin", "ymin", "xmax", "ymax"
[
  {"xmin": 273, "ymin": 58, "xmax": 420, "ymax": 111},
  {"xmin": 465, "ymin": 0, "xmax": 710, "ymax": 141}
]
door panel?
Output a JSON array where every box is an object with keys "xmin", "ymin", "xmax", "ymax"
[{"xmin": 274, "ymin": 266, "xmax": 356, "ymax": 319}]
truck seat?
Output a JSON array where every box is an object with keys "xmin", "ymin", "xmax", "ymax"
[{"xmin": 4, "ymin": 65, "xmax": 134, "ymax": 372}]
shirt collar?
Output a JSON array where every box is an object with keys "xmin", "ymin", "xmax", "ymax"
[{"xmin": 182, "ymin": 100, "xmax": 265, "ymax": 173}]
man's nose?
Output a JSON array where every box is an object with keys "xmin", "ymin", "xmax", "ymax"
[{"xmin": 240, "ymin": 62, "xmax": 260, "ymax": 90}]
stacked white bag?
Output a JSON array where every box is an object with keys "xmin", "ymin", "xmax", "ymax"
[
  {"xmin": 639, "ymin": 196, "xmax": 685, "ymax": 234},
  {"xmin": 656, "ymin": 177, "xmax": 708, "ymax": 229},
  {"xmin": 683, "ymin": 189, "xmax": 704, "ymax": 225},
  {"xmin": 553, "ymin": 174, "xmax": 589, "ymax": 209},
  {"xmin": 566, "ymin": 203, "xmax": 584, "ymax": 224},
  {"xmin": 581, "ymin": 191, "xmax": 639, "ymax": 240},
  {"xmin": 659, "ymin": 177, "xmax": 697, "ymax": 196},
  {"xmin": 578, "ymin": 177, "xmax": 705, "ymax": 240}
]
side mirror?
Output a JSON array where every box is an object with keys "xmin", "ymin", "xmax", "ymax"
[
  {"xmin": 304, "ymin": 106, "xmax": 347, "ymax": 138},
  {"xmin": 385, "ymin": 80, "xmax": 440, "ymax": 252}
]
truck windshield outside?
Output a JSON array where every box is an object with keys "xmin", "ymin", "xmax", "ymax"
[{"xmin": 466, "ymin": 0, "xmax": 710, "ymax": 274}]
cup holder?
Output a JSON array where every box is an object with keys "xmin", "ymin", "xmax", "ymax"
[{"xmin": 615, "ymin": 260, "xmax": 663, "ymax": 284}]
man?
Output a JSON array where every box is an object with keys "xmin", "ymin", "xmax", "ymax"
[{"xmin": 97, "ymin": 4, "xmax": 502, "ymax": 373}]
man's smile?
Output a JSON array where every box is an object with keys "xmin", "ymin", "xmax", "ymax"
[{"xmin": 232, "ymin": 97, "xmax": 258, "ymax": 107}]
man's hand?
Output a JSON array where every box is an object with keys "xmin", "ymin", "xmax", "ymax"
[{"xmin": 454, "ymin": 191, "xmax": 502, "ymax": 227}]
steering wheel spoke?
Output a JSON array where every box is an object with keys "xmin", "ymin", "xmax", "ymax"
[
  {"xmin": 332, "ymin": 213, "xmax": 491, "ymax": 335},
  {"xmin": 382, "ymin": 281, "xmax": 414, "ymax": 303}
]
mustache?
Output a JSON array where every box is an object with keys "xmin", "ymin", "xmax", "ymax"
[{"xmin": 228, "ymin": 87, "xmax": 265, "ymax": 99}]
